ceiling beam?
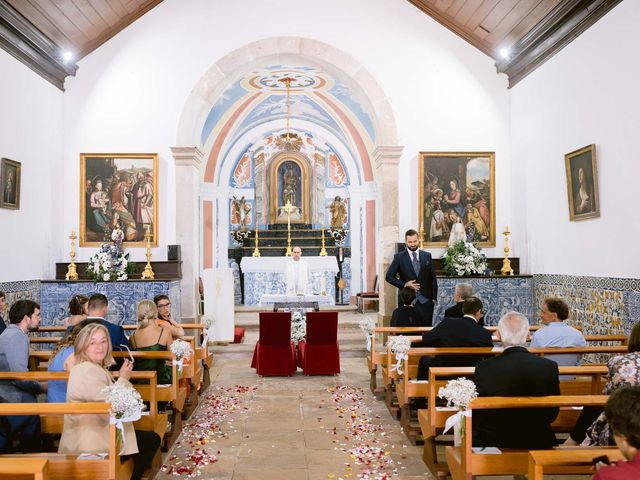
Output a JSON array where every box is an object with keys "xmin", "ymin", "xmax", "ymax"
[
  {"xmin": 496, "ymin": 0, "xmax": 623, "ymax": 87},
  {"xmin": 0, "ymin": 0, "xmax": 77, "ymax": 90}
]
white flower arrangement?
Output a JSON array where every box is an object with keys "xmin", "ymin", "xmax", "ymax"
[
  {"xmin": 86, "ymin": 240, "xmax": 132, "ymax": 282},
  {"xmin": 170, "ymin": 339, "xmax": 193, "ymax": 374},
  {"xmin": 201, "ymin": 315, "xmax": 216, "ymax": 345},
  {"xmin": 291, "ymin": 310, "xmax": 306, "ymax": 344},
  {"xmin": 442, "ymin": 240, "xmax": 489, "ymax": 277},
  {"xmin": 387, "ymin": 335, "xmax": 412, "ymax": 374},
  {"xmin": 438, "ymin": 377, "xmax": 478, "ymax": 446},
  {"xmin": 103, "ymin": 383, "xmax": 146, "ymax": 453},
  {"xmin": 359, "ymin": 318, "xmax": 376, "ymax": 351}
]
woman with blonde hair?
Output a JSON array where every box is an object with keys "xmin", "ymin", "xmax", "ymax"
[
  {"xmin": 128, "ymin": 300, "xmax": 173, "ymax": 384},
  {"xmin": 59, "ymin": 322, "xmax": 160, "ymax": 480}
]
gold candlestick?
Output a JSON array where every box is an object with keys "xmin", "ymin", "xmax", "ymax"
[
  {"xmin": 252, "ymin": 228, "xmax": 261, "ymax": 257},
  {"xmin": 500, "ymin": 225, "xmax": 514, "ymax": 276},
  {"xmin": 319, "ymin": 227, "xmax": 328, "ymax": 256},
  {"xmin": 141, "ymin": 226, "xmax": 155, "ymax": 279},
  {"xmin": 65, "ymin": 230, "xmax": 79, "ymax": 280},
  {"xmin": 283, "ymin": 200, "xmax": 295, "ymax": 256}
]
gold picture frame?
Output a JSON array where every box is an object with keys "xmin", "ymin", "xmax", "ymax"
[
  {"xmin": 0, "ymin": 158, "xmax": 21, "ymax": 210},
  {"xmin": 418, "ymin": 151, "xmax": 496, "ymax": 247},
  {"xmin": 80, "ymin": 153, "xmax": 158, "ymax": 247},
  {"xmin": 565, "ymin": 144, "xmax": 599, "ymax": 221}
]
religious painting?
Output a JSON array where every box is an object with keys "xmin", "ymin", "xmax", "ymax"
[
  {"xmin": 80, "ymin": 153, "xmax": 158, "ymax": 247},
  {"xmin": 0, "ymin": 158, "xmax": 21, "ymax": 210},
  {"xmin": 565, "ymin": 144, "xmax": 599, "ymax": 221},
  {"xmin": 419, "ymin": 152, "xmax": 495, "ymax": 247},
  {"xmin": 230, "ymin": 196, "xmax": 253, "ymax": 229}
]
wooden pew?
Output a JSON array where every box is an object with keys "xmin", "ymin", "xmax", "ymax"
[
  {"xmin": 528, "ymin": 447, "xmax": 624, "ymax": 480},
  {"xmin": 0, "ymin": 457, "xmax": 50, "ymax": 480},
  {"xmin": 0, "ymin": 402, "xmax": 132, "ymax": 480},
  {"xmin": 445, "ymin": 395, "xmax": 609, "ymax": 480},
  {"xmin": 419, "ymin": 365, "xmax": 608, "ymax": 477}
]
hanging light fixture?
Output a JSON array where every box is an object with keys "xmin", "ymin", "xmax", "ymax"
[{"xmin": 276, "ymin": 75, "xmax": 302, "ymax": 151}]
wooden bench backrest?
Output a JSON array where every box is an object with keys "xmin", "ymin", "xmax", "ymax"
[{"xmin": 528, "ymin": 447, "xmax": 624, "ymax": 480}]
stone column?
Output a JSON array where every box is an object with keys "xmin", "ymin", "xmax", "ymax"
[
  {"xmin": 171, "ymin": 146, "xmax": 204, "ymax": 321},
  {"xmin": 372, "ymin": 146, "xmax": 403, "ymax": 326}
]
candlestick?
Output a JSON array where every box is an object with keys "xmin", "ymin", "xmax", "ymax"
[
  {"xmin": 65, "ymin": 230, "xmax": 79, "ymax": 280},
  {"xmin": 252, "ymin": 228, "xmax": 261, "ymax": 257},
  {"xmin": 500, "ymin": 225, "xmax": 514, "ymax": 276},
  {"xmin": 319, "ymin": 227, "xmax": 328, "ymax": 256},
  {"xmin": 141, "ymin": 226, "xmax": 155, "ymax": 279}
]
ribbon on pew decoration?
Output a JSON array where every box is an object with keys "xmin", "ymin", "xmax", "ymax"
[
  {"xmin": 109, "ymin": 411, "xmax": 147, "ymax": 454},
  {"xmin": 104, "ymin": 383, "xmax": 146, "ymax": 454},
  {"xmin": 443, "ymin": 410, "xmax": 471, "ymax": 447},
  {"xmin": 201, "ymin": 315, "xmax": 216, "ymax": 346},
  {"xmin": 358, "ymin": 318, "xmax": 376, "ymax": 352},
  {"xmin": 170, "ymin": 339, "xmax": 194, "ymax": 374},
  {"xmin": 387, "ymin": 336, "xmax": 411, "ymax": 374}
]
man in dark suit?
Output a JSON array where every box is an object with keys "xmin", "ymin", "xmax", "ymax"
[
  {"xmin": 443, "ymin": 283, "xmax": 484, "ymax": 326},
  {"xmin": 0, "ymin": 292, "xmax": 6, "ymax": 336},
  {"xmin": 84, "ymin": 293, "xmax": 128, "ymax": 350},
  {"xmin": 385, "ymin": 229, "xmax": 438, "ymax": 326},
  {"xmin": 473, "ymin": 311, "xmax": 560, "ymax": 450},
  {"xmin": 417, "ymin": 296, "xmax": 492, "ymax": 380}
]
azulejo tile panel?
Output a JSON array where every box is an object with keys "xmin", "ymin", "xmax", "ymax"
[
  {"xmin": 434, "ymin": 276, "xmax": 534, "ymax": 326},
  {"xmin": 39, "ymin": 281, "xmax": 181, "ymax": 327}
]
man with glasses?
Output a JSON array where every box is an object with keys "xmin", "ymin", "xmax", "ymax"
[{"xmin": 153, "ymin": 295, "xmax": 184, "ymax": 339}]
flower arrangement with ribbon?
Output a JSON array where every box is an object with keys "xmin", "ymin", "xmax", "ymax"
[
  {"xmin": 103, "ymin": 383, "xmax": 146, "ymax": 454},
  {"xmin": 438, "ymin": 377, "xmax": 478, "ymax": 446},
  {"xmin": 169, "ymin": 339, "xmax": 193, "ymax": 374},
  {"xmin": 201, "ymin": 315, "xmax": 215, "ymax": 346},
  {"xmin": 442, "ymin": 240, "xmax": 489, "ymax": 277},
  {"xmin": 87, "ymin": 237, "xmax": 135, "ymax": 282},
  {"xmin": 386, "ymin": 335, "xmax": 412, "ymax": 374},
  {"xmin": 359, "ymin": 317, "xmax": 376, "ymax": 352},
  {"xmin": 291, "ymin": 310, "xmax": 306, "ymax": 344}
]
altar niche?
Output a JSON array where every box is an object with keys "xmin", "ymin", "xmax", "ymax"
[{"xmin": 269, "ymin": 156, "xmax": 310, "ymax": 224}]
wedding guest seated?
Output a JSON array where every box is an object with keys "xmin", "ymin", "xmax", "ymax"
[
  {"xmin": 48, "ymin": 319, "xmax": 100, "ymax": 402},
  {"xmin": 129, "ymin": 300, "xmax": 173, "ymax": 385},
  {"xmin": 530, "ymin": 297, "xmax": 586, "ymax": 378},
  {"xmin": 417, "ymin": 296, "xmax": 492, "ymax": 380},
  {"xmin": 564, "ymin": 321, "xmax": 640, "ymax": 447},
  {"xmin": 0, "ymin": 300, "xmax": 44, "ymax": 452},
  {"xmin": 63, "ymin": 294, "xmax": 89, "ymax": 328},
  {"xmin": 443, "ymin": 283, "xmax": 484, "ymax": 326},
  {"xmin": 59, "ymin": 323, "xmax": 160, "ymax": 480},
  {"xmin": 592, "ymin": 386, "xmax": 640, "ymax": 479},
  {"xmin": 473, "ymin": 311, "xmax": 560, "ymax": 449},
  {"xmin": 153, "ymin": 294, "xmax": 184, "ymax": 339},
  {"xmin": 84, "ymin": 293, "xmax": 128, "ymax": 350},
  {"xmin": 390, "ymin": 287, "xmax": 420, "ymax": 327}
]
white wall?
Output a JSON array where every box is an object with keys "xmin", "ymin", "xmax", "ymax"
[
  {"xmin": 510, "ymin": 1, "xmax": 640, "ymax": 278},
  {"xmin": 62, "ymin": 0, "xmax": 511, "ymax": 262},
  {"xmin": 0, "ymin": 49, "xmax": 63, "ymax": 282}
]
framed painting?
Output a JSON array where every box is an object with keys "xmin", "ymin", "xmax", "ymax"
[
  {"xmin": 418, "ymin": 152, "xmax": 495, "ymax": 247},
  {"xmin": 0, "ymin": 158, "xmax": 21, "ymax": 210},
  {"xmin": 80, "ymin": 153, "xmax": 158, "ymax": 247},
  {"xmin": 565, "ymin": 144, "xmax": 599, "ymax": 221}
]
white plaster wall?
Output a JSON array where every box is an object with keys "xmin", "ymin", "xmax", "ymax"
[
  {"xmin": 0, "ymin": 49, "xmax": 63, "ymax": 282},
  {"xmin": 61, "ymin": 0, "xmax": 511, "ymax": 263},
  {"xmin": 510, "ymin": 1, "xmax": 639, "ymax": 278}
]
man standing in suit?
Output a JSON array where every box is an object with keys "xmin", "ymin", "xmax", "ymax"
[
  {"xmin": 85, "ymin": 293, "xmax": 128, "ymax": 350},
  {"xmin": 443, "ymin": 283, "xmax": 484, "ymax": 326},
  {"xmin": 385, "ymin": 229, "xmax": 438, "ymax": 326},
  {"xmin": 0, "ymin": 292, "xmax": 6, "ymax": 335},
  {"xmin": 417, "ymin": 296, "xmax": 492, "ymax": 380},
  {"xmin": 473, "ymin": 311, "xmax": 560, "ymax": 449}
]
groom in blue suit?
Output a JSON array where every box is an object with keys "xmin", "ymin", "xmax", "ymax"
[{"xmin": 385, "ymin": 229, "xmax": 438, "ymax": 326}]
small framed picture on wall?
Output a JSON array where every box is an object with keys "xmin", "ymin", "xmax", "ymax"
[
  {"xmin": 0, "ymin": 158, "xmax": 21, "ymax": 210},
  {"xmin": 565, "ymin": 144, "xmax": 600, "ymax": 221}
]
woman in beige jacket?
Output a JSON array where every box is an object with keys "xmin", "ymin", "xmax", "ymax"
[{"xmin": 58, "ymin": 322, "xmax": 160, "ymax": 480}]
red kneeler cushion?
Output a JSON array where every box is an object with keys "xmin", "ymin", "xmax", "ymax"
[{"xmin": 234, "ymin": 327, "xmax": 245, "ymax": 343}]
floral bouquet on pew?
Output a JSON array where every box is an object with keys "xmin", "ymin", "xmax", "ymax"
[
  {"xmin": 170, "ymin": 339, "xmax": 193, "ymax": 374},
  {"xmin": 359, "ymin": 317, "xmax": 376, "ymax": 351},
  {"xmin": 291, "ymin": 310, "xmax": 306, "ymax": 345},
  {"xmin": 103, "ymin": 383, "xmax": 146, "ymax": 454},
  {"xmin": 387, "ymin": 335, "xmax": 412, "ymax": 374},
  {"xmin": 438, "ymin": 377, "xmax": 478, "ymax": 446},
  {"xmin": 201, "ymin": 314, "xmax": 216, "ymax": 346}
]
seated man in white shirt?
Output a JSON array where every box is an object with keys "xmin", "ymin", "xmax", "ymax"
[
  {"xmin": 530, "ymin": 297, "xmax": 586, "ymax": 377},
  {"xmin": 285, "ymin": 246, "xmax": 309, "ymax": 295}
]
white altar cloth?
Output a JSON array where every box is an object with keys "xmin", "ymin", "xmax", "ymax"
[
  {"xmin": 259, "ymin": 294, "xmax": 334, "ymax": 306},
  {"xmin": 240, "ymin": 256, "xmax": 339, "ymax": 273}
]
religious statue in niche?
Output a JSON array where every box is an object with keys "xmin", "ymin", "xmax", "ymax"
[
  {"xmin": 277, "ymin": 161, "xmax": 302, "ymax": 221},
  {"xmin": 329, "ymin": 196, "xmax": 347, "ymax": 228},
  {"xmin": 231, "ymin": 196, "xmax": 252, "ymax": 229}
]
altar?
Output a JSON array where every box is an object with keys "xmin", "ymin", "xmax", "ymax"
[{"xmin": 240, "ymin": 256, "xmax": 339, "ymax": 306}]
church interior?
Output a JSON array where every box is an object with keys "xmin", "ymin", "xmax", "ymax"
[{"xmin": 0, "ymin": 0, "xmax": 639, "ymax": 478}]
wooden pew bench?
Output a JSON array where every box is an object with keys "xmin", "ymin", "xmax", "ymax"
[
  {"xmin": 445, "ymin": 395, "xmax": 609, "ymax": 480},
  {"xmin": 0, "ymin": 402, "xmax": 132, "ymax": 480},
  {"xmin": 528, "ymin": 447, "xmax": 624, "ymax": 480},
  {"xmin": 419, "ymin": 365, "xmax": 608, "ymax": 477},
  {"xmin": 0, "ymin": 457, "xmax": 50, "ymax": 480}
]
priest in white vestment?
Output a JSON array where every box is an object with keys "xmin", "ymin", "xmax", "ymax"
[{"xmin": 285, "ymin": 246, "xmax": 309, "ymax": 295}]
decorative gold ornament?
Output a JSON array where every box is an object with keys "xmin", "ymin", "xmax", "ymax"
[
  {"xmin": 252, "ymin": 228, "xmax": 261, "ymax": 257},
  {"xmin": 141, "ymin": 225, "xmax": 155, "ymax": 279},
  {"xmin": 419, "ymin": 222, "xmax": 425, "ymax": 248},
  {"xmin": 319, "ymin": 227, "xmax": 328, "ymax": 256},
  {"xmin": 283, "ymin": 200, "xmax": 295, "ymax": 256},
  {"xmin": 500, "ymin": 225, "xmax": 514, "ymax": 276},
  {"xmin": 65, "ymin": 230, "xmax": 79, "ymax": 280}
]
